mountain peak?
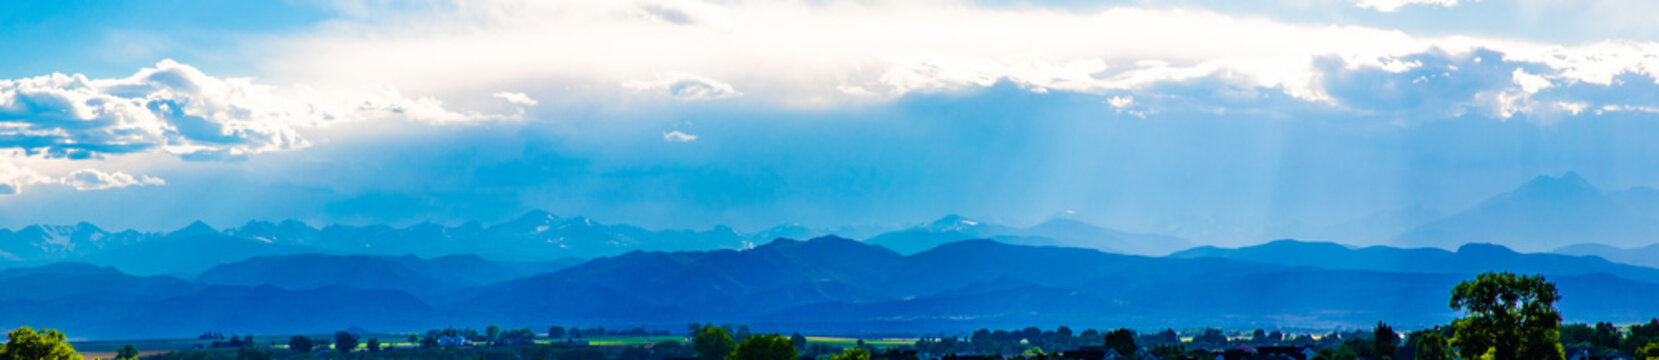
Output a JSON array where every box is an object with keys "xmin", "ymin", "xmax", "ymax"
[
  {"xmin": 1515, "ymin": 171, "xmax": 1598, "ymax": 196},
  {"xmin": 924, "ymin": 214, "xmax": 980, "ymax": 232},
  {"xmin": 1455, "ymin": 242, "xmax": 1518, "ymax": 257},
  {"xmin": 170, "ymin": 220, "xmax": 219, "ymax": 237}
]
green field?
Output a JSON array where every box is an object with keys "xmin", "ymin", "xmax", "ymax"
[{"xmin": 802, "ymin": 336, "xmax": 915, "ymax": 347}]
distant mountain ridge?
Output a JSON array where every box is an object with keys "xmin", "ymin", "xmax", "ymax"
[
  {"xmin": 865, "ymin": 215, "xmax": 1191, "ymax": 255},
  {"xmin": 0, "ymin": 211, "xmax": 826, "ymax": 274},
  {"xmin": 8, "ymin": 237, "xmax": 1659, "ymax": 340},
  {"xmin": 1554, "ymin": 243, "xmax": 1659, "ymax": 268},
  {"xmin": 1170, "ymin": 239, "xmax": 1659, "ymax": 283},
  {"xmin": 1396, "ymin": 172, "xmax": 1659, "ymax": 252}
]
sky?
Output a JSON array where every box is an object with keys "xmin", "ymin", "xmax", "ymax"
[{"xmin": 2, "ymin": 0, "xmax": 1659, "ymax": 246}]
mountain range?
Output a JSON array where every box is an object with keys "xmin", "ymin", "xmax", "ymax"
[
  {"xmin": 0, "ymin": 211, "xmax": 759, "ymax": 275},
  {"xmin": 9, "ymin": 237, "xmax": 1659, "ymax": 340},
  {"xmin": 1395, "ymin": 172, "xmax": 1659, "ymax": 252},
  {"xmin": 865, "ymin": 215, "xmax": 1192, "ymax": 256}
]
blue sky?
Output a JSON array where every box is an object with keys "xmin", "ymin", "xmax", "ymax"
[{"xmin": 3, "ymin": 0, "xmax": 1659, "ymax": 246}]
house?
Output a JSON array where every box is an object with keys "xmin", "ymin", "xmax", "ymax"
[
  {"xmin": 437, "ymin": 334, "xmax": 470, "ymax": 347},
  {"xmin": 1137, "ymin": 348, "xmax": 1160, "ymax": 360},
  {"xmin": 1568, "ymin": 349, "xmax": 1635, "ymax": 360}
]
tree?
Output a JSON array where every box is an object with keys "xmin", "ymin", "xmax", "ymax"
[
  {"xmin": 1373, "ymin": 322, "xmax": 1398, "ymax": 360},
  {"xmin": 1252, "ymin": 329, "xmax": 1267, "ymax": 343},
  {"xmin": 1594, "ymin": 322, "xmax": 1622, "ymax": 350},
  {"xmin": 1194, "ymin": 328, "xmax": 1227, "ymax": 345},
  {"xmin": 236, "ymin": 347, "xmax": 272, "ymax": 360},
  {"xmin": 790, "ymin": 333, "xmax": 807, "ymax": 353},
  {"xmin": 116, "ymin": 344, "xmax": 139, "ymax": 360},
  {"xmin": 1149, "ymin": 344, "xmax": 1185, "ymax": 360},
  {"xmin": 655, "ymin": 341, "xmax": 692, "ymax": 358},
  {"xmin": 1313, "ymin": 347, "xmax": 1357, "ymax": 360},
  {"xmin": 1449, "ymin": 272, "xmax": 1564, "ymax": 360},
  {"xmin": 1413, "ymin": 333, "xmax": 1452, "ymax": 360},
  {"xmin": 730, "ymin": 334, "xmax": 798, "ymax": 360},
  {"xmin": 0, "ymin": 327, "xmax": 81, "ymax": 360},
  {"xmin": 334, "ymin": 332, "xmax": 359, "ymax": 353},
  {"xmin": 487, "ymin": 325, "xmax": 502, "ymax": 343},
  {"xmin": 694, "ymin": 326, "xmax": 736, "ymax": 360},
  {"xmin": 288, "ymin": 336, "xmax": 313, "ymax": 353},
  {"xmin": 1103, "ymin": 329, "xmax": 1135, "ymax": 358},
  {"xmin": 549, "ymin": 326, "xmax": 567, "ymax": 339},
  {"xmin": 1637, "ymin": 343, "xmax": 1659, "ymax": 360},
  {"xmin": 831, "ymin": 347, "xmax": 870, "ymax": 360},
  {"xmin": 366, "ymin": 338, "xmax": 381, "ymax": 352}
]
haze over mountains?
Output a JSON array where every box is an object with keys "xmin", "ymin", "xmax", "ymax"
[
  {"xmin": 4, "ymin": 172, "xmax": 1659, "ymax": 340},
  {"xmin": 7, "ymin": 237, "xmax": 1659, "ymax": 340},
  {"xmin": 1396, "ymin": 172, "xmax": 1659, "ymax": 252}
]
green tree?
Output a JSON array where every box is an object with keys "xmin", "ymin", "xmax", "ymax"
[
  {"xmin": 366, "ymin": 338, "xmax": 381, "ymax": 352},
  {"xmin": 116, "ymin": 344, "xmax": 139, "ymax": 360},
  {"xmin": 694, "ymin": 326, "xmax": 736, "ymax": 360},
  {"xmin": 487, "ymin": 325, "xmax": 502, "ymax": 342},
  {"xmin": 1103, "ymin": 329, "xmax": 1136, "ymax": 358},
  {"xmin": 790, "ymin": 333, "xmax": 807, "ymax": 353},
  {"xmin": 0, "ymin": 327, "xmax": 82, "ymax": 360},
  {"xmin": 333, "ymin": 332, "xmax": 358, "ymax": 353},
  {"xmin": 1449, "ymin": 272, "xmax": 1564, "ymax": 360},
  {"xmin": 1313, "ymin": 347, "xmax": 1357, "ymax": 360},
  {"xmin": 287, "ymin": 336, "xmax": 313, "ymax": 353},
  {"xmin": 236, "ymin": 347, "xmax": 272, "ymax": 360},
  {"xmin": 1637, "ymin": 343, "xmax": 1659, "ymax": 360},
  {"xmin": 1149, "ymin": 344, "xmax": 1185, "ymax": 360},
  {"xmin": 1413, "ymin": 333, "xmax": 1452, "ymax": 360},
  {"xmin": 830, "ymin": 347, "xmax": 870, "ymax": 360},
  {"xmin": 1373, "ymin": 322, "xmax": 1398, "ymax": 360},
  {"xmin": 1593, "ymin": 322, "xmax": 1622, "ymax": 350},
  {"xmin": 655, "ymin": 341, "xmax": 692, "ymax": 358},
  {"xmin": 549, "ymin": 326, "xmax": 566, "ymax": 339},
  {"xmin": 730, "ymin": 334, "xmax": 798, "ymax": 360}
]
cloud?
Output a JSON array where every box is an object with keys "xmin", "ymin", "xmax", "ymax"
[
  {"xmin": 57, "ymin": 168, "xmax": 165, "ymax": 191},
  {"xmin": 493, "ymin": 91, "xmax": 539, "ymax": 106},
  {"xmin": 0, "ymin": 59, "xmax": 494, "ymax": 161},
  {"xmin": 0, "ymin": 161, "xmax": 48, "ymax": 195},
  {"xmin": 254, "ymin": 0, "xmax": 1659, "ymax": 118},
  {"xmin": 0, "ymin": 160, "xmax": 160, "ymax": 194},
  {"xmin": 1354, "ymin": 0, "xmax": 1467, "ymax": 12},
  {"xmin": 624, "ymin": 73, "xmax": 740, "ymax": 101},
  {"xmin": 662, "ymin": 130, "xmax": 698, "ymax": 142}
]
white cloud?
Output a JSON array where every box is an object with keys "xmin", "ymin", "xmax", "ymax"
[
  {"xmin": 1107, "ymin": 95, "xmax": 1134, "ymax": 109},
  {"xmin": 623, "ymin": 73, "xmax": 741, "ymax": 101},
  {"xmin": 0, "ymin": 161, "xmax": 48, "ymax": 195},
  {"xmin": 0, "ymin": 60, "xmax": 496, "ymax": 161},
  {"xmin": 252, "ymin": 0, "xmax": 1659, "ymax": 115},
  {"xmin": 494, "ymin": 91, "xmax": 539, "ymax": 106},
  {"xmin": 662, "ymin": 130, "xmax": 698, "ymax": 142},
  {"xmin": 56, "ymin": 168, "xmax": 165, "ymax": 191},
  {"xmin": 0, "ymin": 160, "xmax": 162, "ymax": 194},
  {"xmin": 1354, "ymin": 0, "xmax": 1467, "ymax": 12}
]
